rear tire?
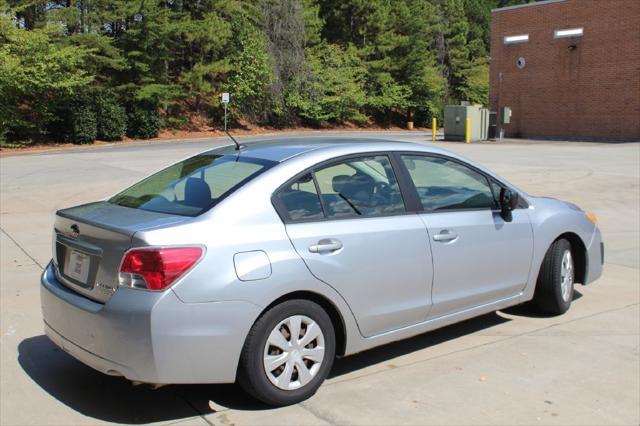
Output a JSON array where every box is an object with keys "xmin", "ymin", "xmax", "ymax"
[
  {"xmin": 237, "ymin": 299, "xmax": 335, "ymax": 406},
  {"xmin": 533, "ymin": 238, "xmax": 575, "ymax": 315}
]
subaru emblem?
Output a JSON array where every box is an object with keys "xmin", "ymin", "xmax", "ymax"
[{"xmin": 70, "ymin": 224, "xmax": 80, "ymax": 239}]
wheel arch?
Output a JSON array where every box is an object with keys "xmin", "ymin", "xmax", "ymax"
[
  {"xmin": 252, "ymin": 290, "xmax": 348, "ymax": 357},
  {"xmin": 553, "ymin": 232, "xmax": 588, "ymax": 285}
]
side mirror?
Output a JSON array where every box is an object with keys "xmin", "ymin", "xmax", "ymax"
[{"xmin": 499, "ymin": 188, "xmax": 519, "ymax": 222}]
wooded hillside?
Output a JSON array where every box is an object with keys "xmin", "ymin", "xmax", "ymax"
[{"xmin": 0, "ymin": 0, "xmax": 533, "ymax": 145}]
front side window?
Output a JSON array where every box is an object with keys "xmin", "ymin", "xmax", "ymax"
[
  {"xmin": 109, "ymin": 153, "xmax": 274, "ymax": 216},
  {"xmin": 401, "ymin": 155, "xmax": 495, "ymax": 211},
  {"xmin": 489, "ymin": 178, "xmax": 504, "ymax": 205},
  {"xmin": 314, "ymin": 155, "xmax": 405, "ymax": 218}
]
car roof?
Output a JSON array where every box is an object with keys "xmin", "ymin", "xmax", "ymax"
[
  {"xmin": 207, "ymin": 137, "xmax": 526, "ymax": 200},
  {"xmin": 213, "ymin": 137, "xmax": 449, "ymax": 162}
]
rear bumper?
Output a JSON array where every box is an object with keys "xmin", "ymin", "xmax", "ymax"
[
  {"xmin": 45, "ymin": 322, "xmax": 140, "ymax": 379},
  {"xmin": 40, "ymin": 262, "xmax": 261, "ymax": 384}
]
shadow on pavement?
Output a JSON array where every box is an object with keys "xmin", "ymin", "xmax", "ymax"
[
  {"xmin": 19, "ymin": 312, "xmax": 510, "ymax": 423},
  {"xmin": 329, "ymin": 311, "xmax": 509, "ymax": 378},
  {"xmin": 502, "ymin": 289, "xmax": 583, "ymax": 318},
  {"xmin": 17, "ymin": 336, "xmax": 222, "ymax": 423}
]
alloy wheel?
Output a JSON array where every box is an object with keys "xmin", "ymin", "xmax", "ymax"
[{"xmin": 560, "ymin": 249, "xmax": 574, "ymax": 302}]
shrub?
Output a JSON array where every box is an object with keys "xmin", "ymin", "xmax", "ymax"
[
  {"xmin": 69, "ymin": 104, "xmax": 97, "ymax": 144},
  {"xmin": 127, "ymin": 103, "xmax": 160, "ymax": 139},
  {"xmin": 95, "ymin": 92, "xmax": 127, "ymax": 141},
  {"xmin": 47, "ymin": 92, "xmax": 97, "ymax": 144}
]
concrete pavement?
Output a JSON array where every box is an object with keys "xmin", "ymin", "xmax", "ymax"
[{"xmin": 1, "ymin": 132, "xmax": 638, "ymax": 425}]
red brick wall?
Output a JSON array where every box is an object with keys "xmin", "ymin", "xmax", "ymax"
[{"xmin": 489, "ymin": 0, "xmax": 640, "ymax": 141}]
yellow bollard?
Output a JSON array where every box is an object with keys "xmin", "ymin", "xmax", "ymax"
[
  {"xmin": 465, "ymin": 118, "xmax": 471, "ymax": 144},
  {"xmin": 432, "ymin": 117, "xmax": 437, "ymax": 142}
]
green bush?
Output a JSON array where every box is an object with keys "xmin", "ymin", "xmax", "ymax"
[
  {"xmin": 69, "ymin": 104, "xmax": 97, "ymax": 144},
  {"xmin": 127, "ymin": 104, "xmax": 161, "ymax": 139},
  {"xmin": 48, "ymin": 92, "xmax": 97, "ymax": 144},
  {"xmin": 95, "ymin": 92, "xmax": 127, "ymax": 141}
]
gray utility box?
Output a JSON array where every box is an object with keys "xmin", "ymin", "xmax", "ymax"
[{"xmin": 444, "ymin": 104, "xmax": 489, "ymax": 142}]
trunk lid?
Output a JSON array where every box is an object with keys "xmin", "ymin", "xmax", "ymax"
[{"xmin": 53, "ymin": 201, "xmax": 187, "ymax": 303}]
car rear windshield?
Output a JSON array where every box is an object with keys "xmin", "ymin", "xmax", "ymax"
[{"xmin": 109, "ymin": 153, "xmax": 276, "ymax": 216}]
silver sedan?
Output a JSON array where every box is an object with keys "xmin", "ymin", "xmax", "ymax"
[{"xmin": 41, "ymin": 139, "xmax": 604, "ymax": 405}]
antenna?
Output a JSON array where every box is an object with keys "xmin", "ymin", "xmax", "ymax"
[{"xmin": 226, "ymin": 129, "xmax": 241, "ymax": 151}]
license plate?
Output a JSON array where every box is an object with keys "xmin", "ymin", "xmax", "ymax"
[{"xmin": 66, "ymin": 250, "xmax": 90, "ymax": 283}]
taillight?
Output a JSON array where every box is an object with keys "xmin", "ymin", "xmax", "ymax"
[{"xmin": 119, "ymin": 247, "xmax": 203, "ymax": 291}]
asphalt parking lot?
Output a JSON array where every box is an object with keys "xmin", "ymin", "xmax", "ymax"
[{"xmin": 1, "ymin": 132, "xmax": 638, "ymax": 426}]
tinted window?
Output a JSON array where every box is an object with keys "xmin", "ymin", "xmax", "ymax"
[
  {"xmin": 275, "ymin": 173, "xmax": 324, "ymax": 221},
  {"xmin": 402, "ymin": 155, "xmax": 495, "ymax": 211},
  {"xmin": 109, "ymin": 154, "xmax": 274, "ymax": 216},
  {"xmin": 314, "ymin": 155, "xmax": 405, "ymax": 218}
]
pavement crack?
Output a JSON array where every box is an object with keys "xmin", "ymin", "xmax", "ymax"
[
  {"xmin": 173, "ymin": 392, "xmax": 215, "ymax": 426},
  {"xmin": 0, "ymin": 226, "xmax": 44, "ymax": 270},
  {"xmin": 299, "ymin": 401, "xmax": 342, "ymax": 425}
]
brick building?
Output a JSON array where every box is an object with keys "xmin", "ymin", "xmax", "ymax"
[{"xmin": 489, "ymin": 0, "xmax": 640, "ymax": 141}]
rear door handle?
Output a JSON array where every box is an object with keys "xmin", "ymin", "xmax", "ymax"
[
  {"xmin": 433, "ymin": 230, "xmax": 458, "ymax": 242},
  {"xmin": 309, "ymin": 239, "xmax": 343, "ymax": 253}
]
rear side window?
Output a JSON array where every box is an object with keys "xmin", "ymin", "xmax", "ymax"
[
  {"xmin": 109, "ymin": 154, "xmax": 275, "ymax": 216},
  {"xmin": 275, "ymin": 173, "xmax": 324, "ymax": 221},
  {"xmin": 314, "ymin": 155, "xmax": 405, "ymax": 218},
  {"xmin": 401, "ymin": 155, "xmax": 495, "ymax": 211},
  {"xmin": 275, "ymin": 155, "xmax": 406, "ymax": 222}
]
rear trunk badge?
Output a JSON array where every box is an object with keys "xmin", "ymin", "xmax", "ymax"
[{"xmin": 96, "ymin": 282, "xmax": 116, "ymax": 293}]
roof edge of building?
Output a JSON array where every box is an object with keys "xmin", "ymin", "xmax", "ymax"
[{"xmin": 492, "ymin": 0, "xmax": 565, "ymax": 13}]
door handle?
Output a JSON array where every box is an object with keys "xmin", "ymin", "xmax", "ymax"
[
  {"xmin": 433, "ymin": 230, "xmax": 458, "ymax": 242},
  {"xmin": 309, "ymin": 239, "xmax": 343, "ymax": 253}
]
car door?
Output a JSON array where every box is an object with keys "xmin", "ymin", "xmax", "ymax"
[
  {"xmin": 399, "ymin": 154, "xmax": 533, "ymax": 319},
  {"xmin": 273, "ymin": 154, "xmax": 433, "ymax": 337}
]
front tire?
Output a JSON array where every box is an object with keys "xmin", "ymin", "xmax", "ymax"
[
  {"xmin": 533, "ymin": 238, "xmax": 575, "ymax": 315},
  {"xmin": 238, "ymin": 299, "xmax": 335, "ymax": 406}
]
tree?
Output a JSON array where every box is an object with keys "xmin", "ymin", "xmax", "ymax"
[
  {"xmin": 394, "ymin": 0, "xmax": 446, "ymax": 123},
  {"xmin": 261, "ymin": 0, "xmax": 310, "ymax": 125},
  {"xmin": 227, "ymin": 26, "xmax": 273, "ymax": 122},
  {"xmin": 316, "ymin": 0, "xmax": 412, "ymax": 120},
  {"xmin": 289, "ymin": 43, "xmax": 368, "ymax": 124},
  {"xmin": 0, "ymin": 14, "xmax": 93, "ymax": 143}
]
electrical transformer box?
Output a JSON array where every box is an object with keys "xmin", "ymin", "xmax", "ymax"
[{"xmin": 444, "ymin": 104, "xmax": 489, "ymax": 142}]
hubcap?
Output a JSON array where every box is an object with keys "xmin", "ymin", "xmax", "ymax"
[
  {"xmin": 263, "ymin": 315, "xmax": 325, "ymax": 391},
  {"xmin": 560, "ymin": 249, "xmax": 574, "ymax": 302}
]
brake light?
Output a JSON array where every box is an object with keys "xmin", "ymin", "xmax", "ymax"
[{"xmin": 119, "ymin": 247, "xmax": 203, "ymax": 291}]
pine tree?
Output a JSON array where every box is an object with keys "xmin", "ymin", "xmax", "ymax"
[{"xmin": 394, "ymin": 0, "xmax": 446, "ymax": 124}]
